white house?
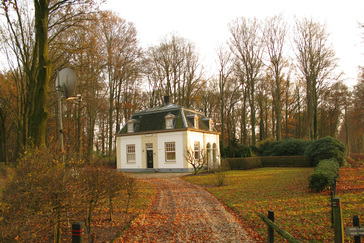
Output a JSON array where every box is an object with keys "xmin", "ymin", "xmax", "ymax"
[{"xmin": 116, "ymin": 97, "xmax": 220, "ymax": 172}]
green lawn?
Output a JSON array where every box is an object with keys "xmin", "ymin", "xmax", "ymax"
[{"xmin": 184, "ymin": 167, "xmax": 364, "ymax": 242}]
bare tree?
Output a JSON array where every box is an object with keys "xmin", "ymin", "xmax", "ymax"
[
  {"xmin": 294, "ymin": 17, "xmax": 338, "ymax": 140},
  {"xmin": 185, "ymin": 147, "xmax": 207, "ymax": 174},
  {"xmin": 145, "ymin": 34, "xmax": 205, "ymax": 108},
  {"xmin": 229, "ymin": 17, "xmax": 264, "ymax": 145},
  {"xmin": 216, "ymin": 44, "xmax": 233, "ymax": 147},
  {"xmin": 263, "ymin": 15, "xmax": 288, "ymax": 141},
  {"xmin": 98, "ymin": 11, "xmax": 141, "ymax": 156}
]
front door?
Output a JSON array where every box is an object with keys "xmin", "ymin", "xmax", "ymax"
[{"xmin": 147, "ymin": 150, "xmax": 153, "ymax": 168}]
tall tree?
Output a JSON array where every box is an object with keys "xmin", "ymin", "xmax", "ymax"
[
  {"xmin": 294, "ymin": 17, "xmax": 338, "ymax": 140},
  {"xmin": 263, "ymin": 15, "xmax": 288, "ymax": 141},
  {"xmin": 99, "ymin": 11, "xmax": 141, "ymax": 156},
  {"xmin": 1, "ymin": 0, "xmax": 101, "ymax": 148},
  {"xmin": 229, "ymin": 17, "xmax": 264, "ymax": 145},
  {"xmin": 145, "ymin": 34, "xmax": 204, "ymax": 108},
  {"xmin": 216, "ymin": 45, "xmax": 233, "ymax": 147}
]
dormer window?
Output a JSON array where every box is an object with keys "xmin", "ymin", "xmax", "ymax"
[
  {"xmin": 187, "ymin": 114, "xmax": 199, "ymax": 129},
  {"xmin": 194, "ymin": 115, "xmax": 199, "ymax": 129},
  {"xmin": 203, "ymin": 118, "xmax": 214, "ymax": 131},
  {"xmin": 165, "ymin": 113, "xmax": 176, "ymax": 129},
  {"xmin": 209, "ymin": 119, "xmax": 214, "ymax": 131},
  {"xmin": 127, "ymin": 119, "xmax": 138, "ymax": 133}
]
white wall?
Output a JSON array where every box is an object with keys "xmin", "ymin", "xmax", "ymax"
[
  {"xmin": 157, "ymin": 132, "xmax": 184, "ymax": 169},
  {"xmin": 117, "ymin": 135, "xmax": 142, "ymax": 170},
  {"xmin": 187, "ymin": 131, "xmax": 220, "ymax": 169}
]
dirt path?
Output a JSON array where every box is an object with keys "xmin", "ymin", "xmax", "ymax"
[{"xmin": 116, "ymin": 173, "xmax": 254, "ymax": 242}]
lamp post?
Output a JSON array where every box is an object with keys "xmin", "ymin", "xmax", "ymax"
[{"xmin": 55, "ymin": 68, "xmax": 76, "ymax": 165}]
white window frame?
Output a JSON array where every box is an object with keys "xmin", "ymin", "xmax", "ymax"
[
  {"xmin": 194, "ymin": 141, "xmax": 200, "ymax": 160},
  {"xmin": 165, "ymin": 114, "xmax": 176, "ymax": 129},
  {"xmin": 126, "ymin": 144, "xmax": 136, "ymax": 163},
  {"xmin": 127, "ymin": 122, "xmax": 134, "ymax": 133},
  {"xmin": 165, "ymin": 142, "xmax": 176, "ymax": 162}
]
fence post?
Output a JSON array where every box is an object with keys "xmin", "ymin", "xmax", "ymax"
[
  {"xmin": 332, "ymin": 197, "xmax": 344, "ymax": 243},
  {"xmin": 330, "ymin": 178, "xmax": 337, "ymax": 224},
  {"xmin": 268, "ymin": 210, "xmax": 274, "ymax": 243},
  {"xmin": 353, "ymin": 215, "xmax": 361, "ymax": 243},
  {"xmin": 72, "ymin": 222, "xmax": 85, "ymax": 243}
]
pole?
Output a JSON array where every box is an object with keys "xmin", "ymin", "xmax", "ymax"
[
  {"xmin": 72, "ymin": 222, "xmax": 85, "ymax": 243},
  {"xmin": 268, "ymin": 210, "xmax": 274, "ymax": 243},
  {"xmin": 332, "ymin": 197, "xmax": 344, "ymax": 243},
  {"xmin": 353, "ymin": 215, "xmax": 361, "ymax": 243},
  {"xmin": 57, "ymin": 71, "xmax": 65, "ymax": 165}
]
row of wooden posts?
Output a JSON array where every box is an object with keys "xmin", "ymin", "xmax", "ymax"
[
  {"xmin": 71, "ymin": 199, "xmax": 362, "ymax": 242},
  {"xmin": 259, "ymin": 198, "xmax": 362, "ymax": 243}
]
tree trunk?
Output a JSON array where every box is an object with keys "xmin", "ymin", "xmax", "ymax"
[{"xmin": 29, "ymin": 0, "xmax": 53, "ymax": 147}]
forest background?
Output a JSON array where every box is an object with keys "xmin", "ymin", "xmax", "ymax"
[{"xmin": 0, "ymin": 0, "xmax": 363, "ymax": 164}]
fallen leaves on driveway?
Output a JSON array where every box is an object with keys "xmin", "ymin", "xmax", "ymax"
[{"xmin": 116, "ymin": 177, "xmax": 254, "ymax": 242}]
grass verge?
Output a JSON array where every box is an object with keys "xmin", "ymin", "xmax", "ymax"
[{"xmin": 184, "ymin": 166, "xmax": 364, "ymax": 242}]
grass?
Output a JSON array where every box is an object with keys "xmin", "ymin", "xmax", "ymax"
[{"xmin": 184, "ymin": 166, "xmax": 364, "ymax": 242}]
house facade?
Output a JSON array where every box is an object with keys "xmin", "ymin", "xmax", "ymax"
[{"xmin": 116, "ymin": 97, "xmax": 220, "ymax": 172}]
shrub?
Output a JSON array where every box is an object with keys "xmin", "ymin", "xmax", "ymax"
[
  {"xmin": 309, "ymin": 158, "xmax": 340, "ymax": 192},
  {"xmin": 0, "ymin": 147, "xmax": 72, "ymax": 242},
  {"xmin": 221, "ymin": 139, "xmax": 252, "ymax": 158},
  {"xmin": 237, "ymin": 145, "xmax": 252, "ymax": 157},
  {"xmin": 214, "ymin": 165, "xmax": 226, "ymax": 187},
  {"xmin": 272, "ymin": 139, "xmax": 310, "ymax": 156},
  {"xmin": 256, "ymin": 138, "xmax": 280, "ymax": 156},
  {"xmin": 261, "ymin": 156, "xmax": 311, "ymax": 167},
  {"xmin": 304, "ymin": 136, "xmax": 346, "ymax": 167}
]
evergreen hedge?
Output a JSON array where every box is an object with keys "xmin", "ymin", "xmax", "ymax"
[
  {"xmin": 309, "ymin": 158, "xmax": 340, "ymax": 192},
  {"xmin": 304, "ymin": 136, "xmax": 346, "ymax": 167}
]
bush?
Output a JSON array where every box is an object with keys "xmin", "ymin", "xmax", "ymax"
[
  {"xmin": 304, "ymin": 136, "xmax": 346, "ymax": 167},
  {"xmin": 256, "ymin": 138, "xmax": 310, "ymax": 156},
  {"xmin": 272, "ymin": 139, "xmax": 310, "ymax": 156},
  {"xmin": 256, "ymin": 138, "xmax": 280, "ymax": 156},
  {"xmin": 221, "ymin": 139, "xmax": 252, "ymax": 158},
  {"xmin": 309, "ymin": 158, "xmax": 339, "ymax": 192},
  {"xmin": 214, "ymin": 165, "xmax": 226, "ymax": 187},
  {"xmin": 261, "ymin": 156, "xmax": 311, "ymax": 167}
]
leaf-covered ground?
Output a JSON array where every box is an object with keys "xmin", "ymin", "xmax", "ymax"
[
  {"xmin": 57, "ymin": 180, "xmax": 156, "ymax": 242},
  {"xmin": 184, "ymin": 164, "xmax": 364, "ymax": 242},
  {"xmin": 116, "ymin": 175, "xmax": 254, "ymax": 242}
]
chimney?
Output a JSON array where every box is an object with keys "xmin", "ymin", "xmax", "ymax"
[{"xmin": 164, "ymin": 96, "xmax": 170, "ymax": 105}]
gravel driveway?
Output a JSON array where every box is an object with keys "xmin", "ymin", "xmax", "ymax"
[{"xmin": 116, "ymin": 173, "xmax": 254, "ymax": 242}]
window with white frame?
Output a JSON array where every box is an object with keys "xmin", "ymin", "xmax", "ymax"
[
  {"xmin": 194, "ymin": 141, "xmax": 200, "ymax": 160},
  {"xmin": 126, "ymin": 144, "xmax": 136, "ymax": 162},
  {"xmin": 165, "ymin": 113, "xmax": 176, "ymax": 129},
  {"xmin": 165, "ymin": 142, "xmax": 176, "ymax": 162}
]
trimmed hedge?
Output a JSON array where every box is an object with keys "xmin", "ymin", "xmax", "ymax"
[
  {"xmin": 309, "ymin": 158, "xmax": 340, "ymax": 192},
  {"xmin": 223, "ymin": 156, "xmax": 311, "ymax": 170},
  {"xmin": 304, "ymin": 136, "xmax": 346, "ymax": 167},
  {"xmin": 255, "ymin": 138, "xmax": 310, "ymax": 156},
  {"xmin": 223, "ymin": 157, "xmax": 261, "ymax": 170},
  {"xmin": 261, "ymin": 156, "xmax": 311, "ymax": 167}
]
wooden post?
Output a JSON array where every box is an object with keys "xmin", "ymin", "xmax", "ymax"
[
  {"xmin": 72, "ymin": 222, "xmax": 85, "ymax": 243},
  {"xmin": 353, "ymin": 215, "xmax": 361, "ymax": 243},
  {"xmin": 332, "ymin": 197, "xmax": 344, "ymax": 243},
  {"xmin": 268, "ymin": 210, "xmax": 274, "ymax": 243}
]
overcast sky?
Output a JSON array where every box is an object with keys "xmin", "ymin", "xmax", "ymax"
[{"xmin": 105, "ymin": 0, "xmax": 364, "ymax": 87}]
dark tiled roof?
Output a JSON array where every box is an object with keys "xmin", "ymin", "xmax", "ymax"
[{"xmin": 118, "ymin": 103, "xmax": 216, "ymax": 134}]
